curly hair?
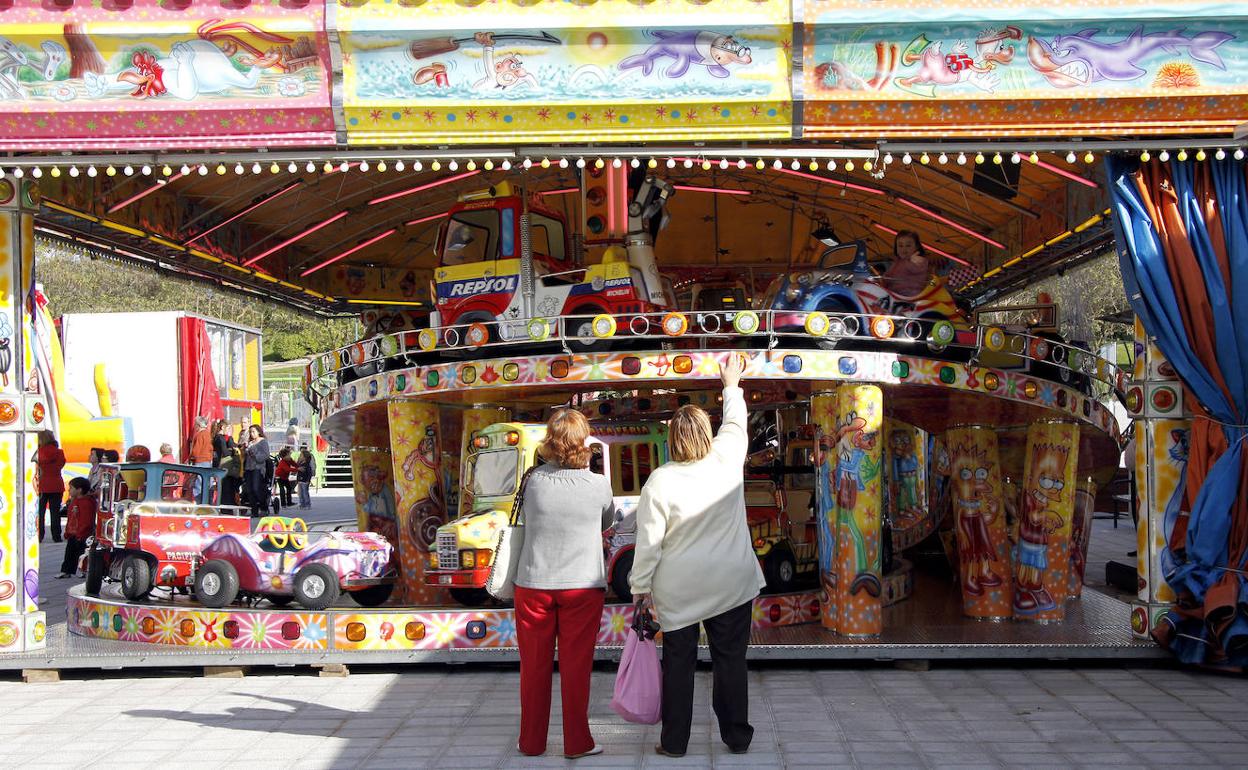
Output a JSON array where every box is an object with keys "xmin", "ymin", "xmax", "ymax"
[{"xmin": 538, "ymin": 409, "xmax": 592, "ymax": 468}]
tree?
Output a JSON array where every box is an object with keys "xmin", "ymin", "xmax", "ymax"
[{"xmin": 36, "ymin": 240, "xmax": 356, "ymax": 361}]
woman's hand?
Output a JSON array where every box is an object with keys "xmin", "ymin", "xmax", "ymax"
[
  {"xmin": 719, "ymin": 353, "xmax": 746, "ymax": 389},
  {"xmin": 633, "ymin": 592, "xmax": 655, "ymax": 620}
]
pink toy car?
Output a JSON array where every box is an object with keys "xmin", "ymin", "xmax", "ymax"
[{"xmin": 193, "ymin": 518, "xmax": 397, "ymax": 610}]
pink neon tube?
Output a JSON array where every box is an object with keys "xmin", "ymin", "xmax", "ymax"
[{"xmin": 243, "ymin": 210, "xmax": 349, "ymax": 266}]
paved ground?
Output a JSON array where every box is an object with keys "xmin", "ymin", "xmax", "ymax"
[{"xmin": 13, "ymin": 489, "xmax": 1226, "ymax": 770}]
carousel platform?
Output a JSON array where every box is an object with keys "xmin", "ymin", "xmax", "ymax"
[{"xmin": 0, "ymin": 576, "xmax": 1161, "ymax": 674}]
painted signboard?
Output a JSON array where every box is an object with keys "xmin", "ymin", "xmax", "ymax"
[
  {"xmin": 801, "ymin": 0, "xmax": 1248, "ymax": 137},
  {"xmin": 337, "ymin": 0, "xmax": 793, "ymax": 144},
  {"xmin": 0, "ymin": 0, "xmax": 334, "ymax": 150}
]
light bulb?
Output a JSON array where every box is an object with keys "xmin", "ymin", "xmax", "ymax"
[
  {"xmin": 234, "ymin": 164, "xmax": 245, "ymax": 175},
  {"xmin": 523, "ymin": 158, "xmax": 533, "ymax": 169},
  {"xmin": 360, "ymin": 160, "xmax": 371, "ymax": 172},
  {"xmin": 69, "ymin": 166, "xmax": 79, "ymax": 177},
  {"xmin": 288, "ymin": 162, "xmax": 298, "ymax": 173},
  {"xmin": 957, "ymin": 153, "xmax": 967, "ymax": 165},
  {"xmin": 106, "ymin": 165, "xmax": 117, "ymax": 176},
  {"xmin": 1195, "ymin": 149, "xmax": 1206, "ymax": 162},
  {"xmin": 432, "ymin": 159, "xmax": 443, "ymax": 170},
  {"xmin": 501, "ymin": 160, "xmax": 511, "ymax": 170},
  {"xmin": 1215, "ymin": 148, "xmax": 1226, "ymax": 161},
  {"xmin": 199, "ymin": 164, "xmax": 209, "ymax": 176},
  {"xmin": 808, "ymin": 160, "xmax": 819, "ymax": 171},
  {"xmin": 464, "ymin": 160, "xmax": 474, "ymax": 171},
  {"xmin": 862, "ymin": 160, "xmax": 873, "ymax": 171},
  {"xmin": 1176, "ymin": 149, "xmax": 1188, "ymax": 162},
  {"xmin": 253, "ymin": 163, "xmax": 263, "ymax": 174},
  {"xmin": 558, "ymin": 158, "xmax": 569, "ymax": 168},
  {"xmin": 630, "ymin": 158, "xmax": 640, "ymax": 168},
  {"xmin": 448, "ymin": 160, "xmax": 458, "ymax": 170},
  {"xmin": 992, "ymin": 153, "xmax": 1003, "ymax": 165},
  {"xmin": 539, "ymin": 158, "xmax": 549, "ymax": 169},
  {"xmin": 701, "ymin": 160, "xmax": 711, "ymax": 170},
  {"xmin": 786, "ymin": 159, "xmax": 797, "ymax": 170},
  {"xmin": 31, "ymin": 167, "xmax": 42, "ymax": 178},
  {"xmin": 826, "ymin": 159, "xmax": 837, "ymax": 171},
  {"xmin": 480, "ymin": 160, "xmax": 490, "ymax": 171},
  {"xmin": 0, "ymin": 168, "xmax": 5, "ymax": 178},
  {"xmin": 1010, "ymin": 153, "xmax": 1021, "ymax": 164},
  {"xmin": 1083, "ymin": 151, "xmax": 1095, "ymax": 164},
  {"xmin": 576, "ymin": 157, "xmax": 586, "ymax": 169},
  {"xmin": 614, "ymin": 158, "xmax": 623, "ymax": 168},
  {"xmin": 755, "ymin": 159, "xmax": 765, "ymax": 170},
  {"xmin": 412, "ymin": 160, "xmax": 422, "ymax": 171},
  {"xmin": 1028, "ymin": 152, "xmax": 1039, "ymax": 164},
  {"xmin": 180, "ymin": 164, "xmax": 191, "ymax": 175},
  {"xmin": 339, "ymin": 161, "xmax": 349, "ymax": 172},
  {"xmin": 902, "ymin": 152, "xmax": 912, "ymax": 165},
  {"xmin": 323, "ymin": 161, "xmax": 334, "ymax": 173},
  {"xmin": 216, "ymin": 164, "xmax": 226, "ymax": 175},
  {"xmin": 684, "ymin": 159, "xmax": 694, "ymax": 169},
  {"xmin": 306, "ymin": 161, "xmax": 316, "ymax": 173},
  {"xmin": 737, "ymin": 159, "xmax": 746, "ymax": 169},
  {"xmin": 883, "ymin": 153, "xmax": 893, "ymax": 165},
  {"xmin": 123, "ymin": 165, "xmax": 134, "ymax": 176},
  {"xmin": 1159, "ymin": 150, "xmax": 1170, "ymax": 162},
  {"xmin": 718, "ymin": 159, "xmax": 728, "ymax": 169},
  {"xmin": 1065, "ymin": 151, "xmax": 1077, "ymax": 164},
  {"xmin": 161, "ymin": 165, "xmax": 171, "ymax": 176},
  {"xmin": 920, "ymin": 153, "xmax": 930, "ymax": 165},
  {"xmin": 12, "ymin": 167, "xmax": 23, "ymax": 178},
  {"xmin": 772, "ymin": 159, "xmax": 783, "ymax": 170},
  {"xmin": 1140, "ymin": 150, "xmax": 1151, "ymax": 162},
  {"xmin": 269, "ymin": 162, "xmax": 279, "ymax": 174},
  {"xmin": 50, "ymin": 166, "xmax": 61, "ymax": 178},
  {"xmin": 844, "ymin": 160, "xmax": 855, "ymax": 172},
  {"xmin": 88, "ymin": 166, "xmax": 99, "ymax": 177},
  {"xmin": 666, "ymin": 158, "xmax": 676, "ymax": 168},
  {"xmin": 1237, "ymin": 148, "xmax": 1246, "ymax": 161},
  {"xmin": 938, "ymin": 153, "xmax": 948, "ymax": 164},
  {"xmin": 647, "ymin": 158, "xmax": 657, "ymax": 169}
]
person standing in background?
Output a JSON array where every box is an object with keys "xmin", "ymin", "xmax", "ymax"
[
  {"xmin": 158, "ymin": 443, "xmax": 176, "ymax": 463},
  {"xmin": 275, "ymin": 448, "xmax": 297, "ymax": 509},
  {"xmin": 34, "ymin": 429, "xmax": 67, "ymax": 542},
  {"xmin": 296, "ymin": 447, "xmax": 315, "ymax": 509},
  {"xmin": 59, "ymin": 477, "xmax": 96, "ymax": 579},
  {"xmin": 244, "ymin": 425, "xmax": 271, "ymax": 517},
  {"xmin": 210, "ymin": 419, "xmax": 232, "ymax": 469},
  {"xmin": 188, "ymin": 415, "xmax": 214, "ymax": 467},
  {"xmin": 285, "ymin": 418, "xmax": 300, "ymax": 449}
]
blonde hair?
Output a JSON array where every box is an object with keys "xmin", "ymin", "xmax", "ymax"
[
  {"xmin": 669, "ymin": 405, "xmax": 713, "ymax": 463},
  {"xmin": 538, "ymin": 409, "xmax": 592, "ymax": 468},
  {"xmin": 37, "ymin": 430, "xmax": 57, "ymax": 447}
]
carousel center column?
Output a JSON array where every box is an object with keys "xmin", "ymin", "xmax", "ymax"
[
  {"xmin": 388, "ymin": 401, "xmax": 450, "ymax": 605},
  {"xmin": 945, "ymin": 425, "xmax": 1013, "ymax": 620},
  {"xmin": 0, "ymin": 178, "xmax": 47, "ymax": 652},
  {"xmin": 833, "ymin": 383, "xmax": 884, "ymax": 636}
]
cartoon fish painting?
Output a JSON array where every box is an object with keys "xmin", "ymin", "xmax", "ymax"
[
  {"xmin": 619, "ymin": 30, "xmax": 752, "ymax": 79},
  {"xmin": 1029, "ymin": 26, "xmax": 1233, "ymax": 88}
]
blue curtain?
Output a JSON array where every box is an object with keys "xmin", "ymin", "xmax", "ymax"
[{"xmin": 1107, "ymin": 155, "xmax": 1248, "ymax": 665}]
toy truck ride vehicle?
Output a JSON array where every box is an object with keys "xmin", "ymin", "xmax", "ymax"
[
  {"xmin": 427, "ymin": 177, "xmax": 674, "ymax": 351},
  {"xmin": 84, "ymin": 462, "xmax": 250, "ymax": 600},
  {"xmin": 428, "ymin": 420, "xmax": 668, "ymax": 605}
]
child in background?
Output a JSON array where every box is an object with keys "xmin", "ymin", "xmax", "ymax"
[
  {"xmin": 296, "ymin": 448, "xmax": 316, "ymax": 510},
  {"xmin": 59, "ymin": 477, "xmax": 96, "ymax": 578},
  {"xmin": 275, "ymin": 448, "xmax": 298, "ymax": 509},
  {"xmin": 87, "ymin": 447, "xmax": 106, "ymax": 493}
]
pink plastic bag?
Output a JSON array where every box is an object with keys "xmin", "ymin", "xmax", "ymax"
[{"xmin": 610, "ymin": 630, "xmax": 662, "ymax": 724}]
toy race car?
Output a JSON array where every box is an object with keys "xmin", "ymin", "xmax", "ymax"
[
  {"xmin": 85, "ymin": 462, "xmax": 250, "ymax": 600},
  {"xmin": 193, "ymin": 517, "xmax": 397, "ymax": 610}
]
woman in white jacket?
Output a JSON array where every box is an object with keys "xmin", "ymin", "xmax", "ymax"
[{"xmin": 630, "ymin": 354, "xmax": 766, "ymax": 757}]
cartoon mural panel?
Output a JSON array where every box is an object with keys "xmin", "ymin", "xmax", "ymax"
[
  {"xmin": 388, "ymin": 401, "xmax": 450, "ymax": 606},
  {"xmin": 946, "ymin": 425, "xmax": 1012, "ymax": 619},
  {"xmin": 801, "ymin": 2, "xmax": 1248, "ymax": 137},
  {"xmin": 0, "ymin": 1, "xmax": 334, "ymax": 149},
  {"xmin": 338, "ymin": 0, "xmax": 792, "ymax": 144},
  {"xmin": 833, "ymin": 384, "xmax": 883, "ymax": 636},
  {"xmin": 1015, "ymin": 420, "xmax": 1078, "ymax": 621}
]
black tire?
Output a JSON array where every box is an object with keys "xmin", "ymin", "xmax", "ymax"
[
  {"xmin": 567, "ymin": 308, "xmax": 613, "ymax": 353},
  {"xmin": 293, "ymin": 563, "xmax": 341, "ymax": 610},
  {"xmin": 449, "ymin": 587, "xmax": 491, "ymax": 606},
  {"xmin": 120, "ymin": 554, "xmax": 152, "ymax": 601},
  {"xmin": 267, "ymin": 595, "xmax": 294, "ymax": 608},
  {"xmin": 85, "ymin": 547, "xmax": 105, "ymax": 597},
  {"xmin": 195, "ymin": 560, "xmax": 240, "ymax": 609},
  {"xmin": 763, "ymin": 546, "xmax": 798, "ymax": 593},
  {"xmin": 350, "ymin": 582, "xmax": 395, "ymax": 608},
  {"xmin": 610, "ymin": 550, "xmax": 635, "ymax": 602}
]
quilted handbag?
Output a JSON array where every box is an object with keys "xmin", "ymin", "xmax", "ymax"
[{"xmin": 485, "ymin": 468, "xmax": 535, "ymax": 601}]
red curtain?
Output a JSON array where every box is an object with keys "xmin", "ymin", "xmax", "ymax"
[{"xmin": 177, "ymin": 317, "xmax": 224, "ymax": 456}]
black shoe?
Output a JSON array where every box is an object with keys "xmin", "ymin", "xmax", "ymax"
[
  {"xmin": 727, "ymin": 745, "xmax": 749, "ymax": 754},
  {"xmin": 53, "ymin": 537, "xmax": 62, "ymax": 543},
  {"xmin": 655, "ymin": 744, "xmax": 685, "ymax": 758}
]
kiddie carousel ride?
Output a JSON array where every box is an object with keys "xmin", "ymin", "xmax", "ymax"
[{"xmin": 67, "ymin": 168, "xmax": 1135, "ymax": 661}]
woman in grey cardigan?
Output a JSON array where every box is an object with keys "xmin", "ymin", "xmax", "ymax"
[{"xmin": 514, "ymin": 409, "xmax": 614, "ymax": 759}]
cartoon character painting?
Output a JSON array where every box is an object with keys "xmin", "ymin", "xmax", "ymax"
[
  {"xmin": 834, "ymin": 409, "xmax": 882, "ymax": 598},
  {"xmin": 619, "ymin": 31, "xmax": 752, "ymax": 79},
  {"xmin": 889, "ymin": 429, "xmax": 921, "ymax": 519},
  {"xmin": 1014, "ymin": 440, "xmax": 1069, "ymax": 614},
  {"xmin": 0, "ymin": 37, "xmax": 66, "ymax": 100},
  {"xmin": 1160, "ymin": 428, "xmax": 1189, "ymax": 580},
  {"xmin": 895, "ymin": 26, "xmax": 1022, "ymax": 94},
  {"xmin": 359, "ymin": 463, "xmax": 398, "ymax": 545},
  {"xmin": 1027, "ymin": 27, "xmax": 1232, "ymax": 88},
  {"xmin": 401, "ymin": 425, "xmax": 445, "ymax": 550},
  {"xmin": 951, "ymin": 442, "xmax": 1006, "ymax": 597}
]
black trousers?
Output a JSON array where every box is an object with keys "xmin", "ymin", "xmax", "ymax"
[
  {"xmin": 37, "ymin": 492, "xmax": 63, "ymax": 541},
  {"xmin": 277, "ymin": 478, "xmax": 294, "ymax": 507},
  {"xmin": 60, "ymin": 536, "xmax": 87, "ymax": 575},
  {"xmin": 245, "ymin": 470, "xmax": 269, "ymax": 517},
  {"xmin": 660, "ymin": 600, "xmax": 754, "ymax": 754}
]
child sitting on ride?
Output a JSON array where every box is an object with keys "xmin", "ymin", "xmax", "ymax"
[
  {"xmin": 881, "ymin": 230, "xmax": 933, "ymax": 298},
  {"xmin": 59, "ymin": 477, "xmax": 96, "ymax": 579}
]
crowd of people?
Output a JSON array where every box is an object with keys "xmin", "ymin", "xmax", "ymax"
[{"xmin": 31, "ymin": 417, "xmax": 319, "ymax": 564}]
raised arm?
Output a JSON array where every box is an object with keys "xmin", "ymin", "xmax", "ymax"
[{"xmin": 711, "ymin": 353, "xmax": 748, "ymax": 466}]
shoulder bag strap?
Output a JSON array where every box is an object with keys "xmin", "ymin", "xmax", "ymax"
[{"xmin": 508, "ymin": 467, "xmax": 537, "ymax": 527}]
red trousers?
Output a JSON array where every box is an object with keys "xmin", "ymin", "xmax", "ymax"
[{"xmin": 514, "ymin": 585, "xmax": 605, "ymax": 756}]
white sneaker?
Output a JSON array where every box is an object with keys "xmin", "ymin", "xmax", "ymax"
[{"xmin": 566, "ymin": 745, "xmax": 603, "ymax": 759}]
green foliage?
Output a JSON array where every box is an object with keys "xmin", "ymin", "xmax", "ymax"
[
  {"xmin": 36, "ymin": 240, "xmax": 356, "ymax": 361},
  {"xmin": 996, "ymin": 250, "xmax": 1132, "ymax": 353}
]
